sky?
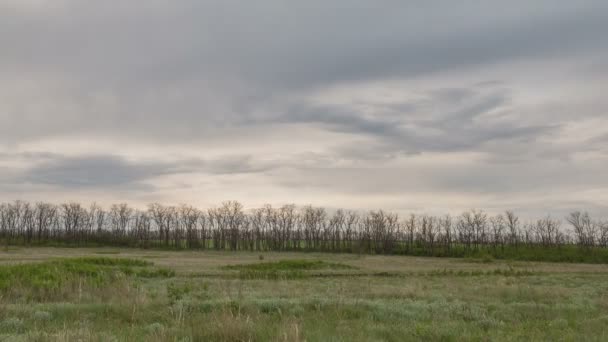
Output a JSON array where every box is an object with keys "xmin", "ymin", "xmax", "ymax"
[{"xmin": 1, "ymin": 1, "xmax": 607, "ymax": 218}]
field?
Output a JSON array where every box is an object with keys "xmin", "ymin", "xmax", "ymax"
[{"xmin": 0, "ymin": 248, "xmax": 607, "ymax": 341}]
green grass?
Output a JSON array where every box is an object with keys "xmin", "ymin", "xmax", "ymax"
[
  {"xmin": 0, "ymin": 257, "xmax": 173, "ymax": 302},
  {"xmin": 1, "ymin": 249, "xmax": 608, "ymax": 341},
  {"xmin": 404, "ymin": 244, "xmax": 608, "ymax": 264},
  {"xmin": 223, "ymin": 259, "xmax": 355, "ymax": 271},
  {"xmin": 222, "ymin": 259, "xmax": 356, "ymax": 279}
]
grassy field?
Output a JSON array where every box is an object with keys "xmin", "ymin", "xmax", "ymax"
[{"xmin": 0, "ymin": 248, "xmax": 607, "ymax": 341}]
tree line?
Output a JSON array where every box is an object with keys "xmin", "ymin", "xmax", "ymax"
[{"xmin": 0, "ymin": 200, "xmax": 607, "ymax": 255}]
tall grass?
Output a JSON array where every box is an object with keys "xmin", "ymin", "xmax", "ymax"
[{"xmin": 0, "ymin": 257, "xmax": 173, "ymax": 302}]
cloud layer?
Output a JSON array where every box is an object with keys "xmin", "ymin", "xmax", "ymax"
[{"xmin": 1, "ymin": 1, "xmax": 608, "ymax": 217}]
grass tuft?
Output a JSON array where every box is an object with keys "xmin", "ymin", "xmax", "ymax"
[
  {"xmin": 223, "ymin": 259, "xmax": 356, "ymax": 280},
  {"xmin": 224, "ymin": 259, "xmax": 355, "ymax": 271}
]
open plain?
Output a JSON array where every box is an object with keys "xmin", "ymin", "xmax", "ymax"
[{"xmin": 0, "ymin": 247, "xmax": 607, "ymax": 341}]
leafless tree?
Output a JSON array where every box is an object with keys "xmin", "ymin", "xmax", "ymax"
[
  {"xmin": 278, "ymin": 205, "xmax": 297, "ymax": 250},
  {"xmin": 34, "ymin": 202, "xmax": 57, "ymax": 242},
  {"xmin": 110, "ymin": 203, "xmax": 133, "ymax": 243},
  {"xmin": 566, "ymin": 211, "xmax": 601, "ymax": 248},
  {"xmin": 2, "ymin": 200, "xmax": 608, "ymax": 255},
  {"xmin": 599, "ymin": 220, "xmax": 608, "ymax": 248},
  {"xmin": 440, "ymin": 215, "xmax": 453, "ymax": 252},
  {"xmin": 505, "ymin": 211, "xmax": 520, "ymax": 247},
  {"xmin": 404, "ymin": 214, "xmax": 417, "ymax": 252},
  {"xmin": 61, "ymin": 202, "xmax": 88, "ymax": 243},
  {"xmin": 149, "ymin": 203, "xmax": 170, "ymax": 247},
  {"xmin": 457, "ymin": 211, "xmax": 475, "ymax": 250},
  {"xmin": 533, "ymin": 217, "xmax": 562, "ymax": 247},
  {"xmin": 343, "ymin": 211, "xmax": 359, "ymax": 252},
  {"xmin": 490, "ymin": 215, "xmax": 506, "ymax": 250},
  {"xmin": 419, "ymin": 215, "xmax": 437, "ymax": 253}
]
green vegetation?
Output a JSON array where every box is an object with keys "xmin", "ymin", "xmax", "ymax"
[
  {"xmin": 223, "ymin": 259, "xmax": 354, "ymax": 272},
  {"xmin": 405, "ymin": 244, "xmax": 608, "ymax": 264},
  {"xmin": 223, "ymin": 259, "xmax": 356, "ymax": 280},
  {"xmin": 1, "ymin": 248, "xmax": 607, "ymax": 341},
  {"xmin": 0, "ymin": 257, "xmax": 173, "ymax": 302}
]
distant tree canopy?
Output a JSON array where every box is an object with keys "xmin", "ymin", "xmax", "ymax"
[{"xmin": 1, "ymin": 201, "xmax": 607, "ymax": 259}]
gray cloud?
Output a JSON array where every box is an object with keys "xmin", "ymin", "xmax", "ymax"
[
  {"xmin": 1, "ymin": 1, "xmax": 608, "ymax": 215},
  {"xmin": 20, "ymin": 155, "xmax": 180, "ymax": 189},
  {"xmin": 1, "ymin": 1, "xmax": 606, "ymax": 146},
  {"xmin": 2, "ymin": 1, "xmax": 607, "ymax": 88},
  {"xmin": 2, "ymin": 153, "xmax": 276, "ymax": 191},
  {"xmin": 275, "ymin": 159, "xmax": 608, "ymax": 197},
  {"xmin": 268, "ymin": 85, "xmax": 556, "ymax": 159}
]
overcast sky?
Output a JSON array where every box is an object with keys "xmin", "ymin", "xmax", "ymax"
[{"xmin": 1, "ymin": 1, "xmax": 607, "ymax": 218}]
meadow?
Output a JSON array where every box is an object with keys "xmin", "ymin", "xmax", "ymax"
[{"xmin": 0, "ymin": 248, "xmax": 607, "ymax": 341}]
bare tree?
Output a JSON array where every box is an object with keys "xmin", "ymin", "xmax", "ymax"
[
  {"xmin": 440, "ymin": 215, "xmax": 453, "ymax": 253},
  {"xmin": 419, "ymin": 215, "xmax": 437, "ymax": 254},
  {"xmin": 133, "ymin": 210, "xmax": 151, "ymax": 248},
  {"xmin": 109, "ymin": 204, "xmax": 133, "ymax": 243},
  {"xmin": 457, "ymin": 211, "xmax": 475, "ymax": 250},
  {"xmin": 250, "ymin": 207, "xmax": 266, "ymax": 251},
  {"xmin": 149, "ymin": 203, "xmax": 170, "ymax": 247},
  {"xmin": 599, "ymin": 220, "xmax": 608, "ymax": 248},
  {"xmin": 344, "ymin": 211, "xmax": 359, "ymax": 252},
  {"xmin": 61, "ymin": 202, "xmax": 88, "ymax": 244},
  {"xmin": 505, "ymin": 211, "xmax": 520, "ymax": 247},
  {"xmin": 404, "ymin": 214, "xmax": 417, "ymax": 252},
  {"xmin": 490, "ymin": 215, "xmax": 506, "ymax": 251},
  {"xmin": 533, "ymin": 216, "xmax": 562, "ymax": 247},
  {"xmin": 567, "ymin": 211, "xmax": 598, "ymax": 248},
  {"xmin": 278, "ymin": 205, "xmax": 297, "ymax": 251},
  {"xmin": 2, "ymin": 200, "xmax": 607, "ymax": 255},
  {"xmin": 34, "ymin": 202, "xmax": 57, "ymax": 243}
]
